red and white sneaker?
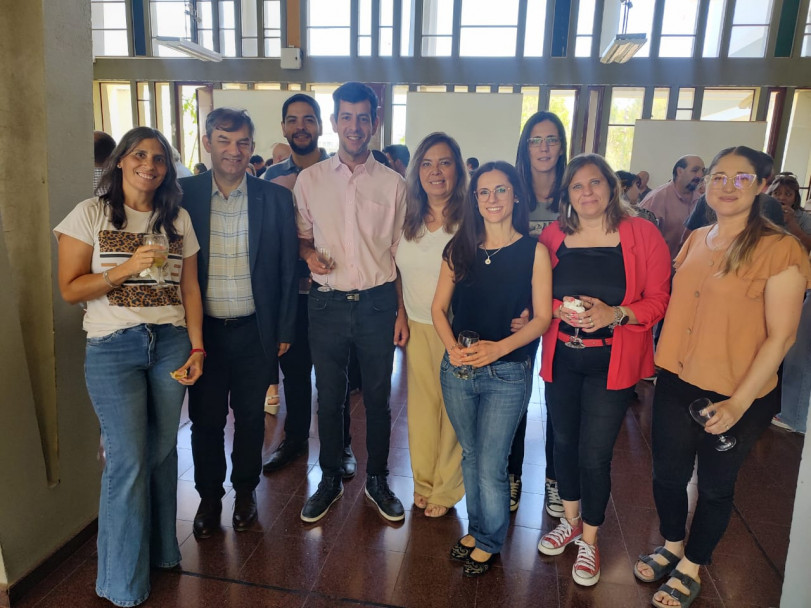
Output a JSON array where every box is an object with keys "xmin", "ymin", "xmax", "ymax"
[
  {"xmin": 537, "ymin": 517, "xmax": 583, "ymax": 556},
  {"xmin": 572, "ymin": 539, "xmax": 600, "ymax": 586}
]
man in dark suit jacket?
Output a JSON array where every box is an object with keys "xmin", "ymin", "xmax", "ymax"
[{"xmin": 181, "ymin": 108, "xmax": 298, "ymax": 538}]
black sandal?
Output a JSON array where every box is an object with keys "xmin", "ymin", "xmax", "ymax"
[
  {"xmin": 634, "ymin": 546, "xmax": 681, "ymax": 583},
  {"xmin": 463, "ymin": 553, "xmax": 497, "ymax": 577},
  {"xmin": 450, "ymin": 537, "xmax": 474, "ymax": 561},
  {"xmin": 652, "ymin": 569, "xmax": 701, "ymax": 608}
]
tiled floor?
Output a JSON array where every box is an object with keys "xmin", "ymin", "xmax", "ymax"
[{"xmin": 16, "ymin": 348, "xmax": 805, "ymax": 607}]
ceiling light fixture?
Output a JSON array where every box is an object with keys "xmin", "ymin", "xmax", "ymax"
[
  {"xmin": 600, "ymin": 1, "xmax": 647, "ymax": 64},
  {"xmin": 155, "ymin": 36, "xmax": 223, "ymax": 62}
]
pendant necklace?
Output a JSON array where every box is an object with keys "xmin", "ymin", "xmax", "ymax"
[{"xmin": 483, "ymin": 232, "xmax": 516, "ymax": 265}]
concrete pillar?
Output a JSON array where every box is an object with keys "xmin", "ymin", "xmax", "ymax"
[{"xmin": 0, "ymin": 0, "xmax": 101, "ymax": 602}]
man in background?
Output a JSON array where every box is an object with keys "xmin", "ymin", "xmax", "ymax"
[
  {"xmin": 250, "ymin": 154, "xmax": 266, "ymax": 178},
  {"xmin": 383, "ymin": 144, "xmax": 410, "ymax": 177},
  {"xmin": 466, "ymin": 156, "xmax": 479, "ymax": 175},
  {"xmin": 93, "ymin": 131, "xmax": 116, "ymax": 194}
]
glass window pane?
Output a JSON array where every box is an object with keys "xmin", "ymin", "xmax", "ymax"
[
  {"xmin": 609, "ymin": 88, "xmax": 644, "ymax": 124},
  {"xmin": 220, "ymin": 29, "xmax": 237, "ymax": 56},
  {"xmin": 93, "ymin": 30, "xmax": 130, "ymax": 56},
  {"xmin": 100, "ymin": 82, "xmax": 134, "ymax": 142},
  {"xmin": 138, "ymin": 100, "xmax": 154, "ymax": 127},
  {"xmin": 242, "ymin": 37, "xmax": 258, "ymax": 56},
  {"xmin": 199, "ymin": 30, "xmax": 215, "ymax": 50},
  {"xmin": 92, "ymin": 3, "xmax": 127, "ymax": 29},
  {"xmin": 659, "ymin": 36, "xmax": 694, "ymax": 57},
  {"xmin": 359, "ymin": 36, "xmax": 372, "ymax": 56},
  {"xmin": 359, "ymin": 0, "xmax": 371, "ymax": 35},
  {"xmin": 460, "ymin": 27, "xmax": 517, "ymax": 56},
  {"xmin": 392, "ymin": 105, "xmax": 407, "ymax": 146},
  {"xmin": 461, "ymin": 0, "xmax": 518, "ymax": 26},
  {"xmin": 618, "ymin": 0, "xmax": 653, "ymax": 58},
  {"xmin": 700, "ymin": 89, "xmax": 755, "ymax": 121},
  {"xmin": 733, "ymin": 0, "xmax": 774, "ymax": 25},
  {"xmin": 423, "ymin": 0, "xmax": 454, "ymax": 36},
  {"xmin": 549, "ymin": 89, "xmax": 576, "ymax": 145},
  {"xmin": 703, "ymin": 0, "xmax": 725, "ymax": 57},
  {"xmin": 605, "ymin": 126, "xmax": 634, "ymax": 171},
  {"xmin": 675, "ymin": 109, "xmax": 692, "ymax": 120},
  {"xmin": 662, "ymin": 0, "xmax": 698, "ymax": 35},
  {"xmin": 677, "ymin": 88, "xmax": 694, "ymax": 108},
  {"xmin": 804, "ymin": 35, "xmax": 811, "ymax": 58},
  {"xmin": 729, "ymin": 25, "xmax": 768, "ymax": 57},
  {"xmin": 309, "ymin": 0, "xmax": 350, "ymax": 26},
  {"xmin": 576, "ymin": 0, "xmax": 596, "ymax": 35},
  {"xmin": 421, "ymin": 36, "xmax": 452, "ymax": 56},
  {"xmin": 381, "ymin": 0, "xmax": 394, "ymax": 26},
  {"xmin": 263, "ymin": 1, "xmax": 280, "ymax": 28},
  {"xmin": 219, "ymin": 2, "xmax": 235, "ymax": 28},
  {"xmin": 151, "ymin": 1, "xmax": 189, "ymax": 36},
  {"xmin": 380, "ymin": 28, "xmax": 393, "ymax": 56},
  {"xmin": 651, "ymin": 88, "xmax": 669, "ymax": 120},
  {"xmin": 199, "ymin": 2, "xmax": 213, "ymax": 28},
  {"xmin": 263, "ymin": 36, "xmax": 281, "ymax": 56},
  {"xmin": 524, "ymin": 0, "xmax": 546, "ymax": 57},
  {"xmin": 575, "ymin": 35, "xmax": 592, "ymax": 57},
  {"xmin": 309, "ymin": 28, "xmax": 351, "ymax": 55},
  {"xmin": 401, "ymin": 0, "xmax": 414, "ymax": 56},
  {"xmin": 241, "ymin": 0, "xmax": 257, "ymax": 36}
]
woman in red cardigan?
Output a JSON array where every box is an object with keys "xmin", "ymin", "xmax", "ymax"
[{"xmin": 536, "ymin": 154, "xmax": 671, "ymax": 587}]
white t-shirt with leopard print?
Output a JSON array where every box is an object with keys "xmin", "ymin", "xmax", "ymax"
[{"xmin": 54, "ymin": 197, "xmax": 200, "ymax": 338}]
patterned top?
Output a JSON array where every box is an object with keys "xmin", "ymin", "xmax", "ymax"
[
  {"xmin": 205, "ymin": 174, "xmax": 254, "ymax": 318},
  {"xmin": 54, "ymin": 197, "xmax": 199, "ymax": 338}
]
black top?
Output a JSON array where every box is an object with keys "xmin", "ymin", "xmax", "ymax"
[
  {"xmin": 451, "ymin": 235, "xmax": 536, "ymax": 362},
  {"xmin": 553, "ymin": 243, "xmax": 626, "ymax": 339}
]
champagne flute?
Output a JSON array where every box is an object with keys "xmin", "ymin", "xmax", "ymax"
[
  {"xmin": 453, "ymin": 330, "xmax": 480, "ymax": 380},
  {"xmin": 688, "ymin": 398, "xmax": 736, "ymax": 452},
  {"xmin": 316, "ymin": 247, "xmax": 335, "ymax": 292},
  {"xmin": 142, "ymin": 233, "xmax": 169, "ymax": 287},
  {"xmin": 563, "ymin": 298, "xmax": 585, "ymax": 349}
]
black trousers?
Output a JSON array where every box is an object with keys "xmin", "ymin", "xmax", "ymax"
[
  {"xmin": 189, "ymin": 314, "xmax": 274, "ymax": 499},
  {"xmin": 278, "ymin": 294, "xmax": 352, "ymax": 445},
  {"xmin": 308, "ymin": 282, "xmax": 397, "ymax": 478},
  {"xmin": 652, "ymin": 370, "xmax": 778, "ymax": 564}
]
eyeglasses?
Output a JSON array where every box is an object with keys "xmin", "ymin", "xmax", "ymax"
[
  {"xmin": 475, "ymin": 186, "xmax": 512, "ymax": 201},
  {"xmin": 704, "ymin": 173, "xmax": 758, "ymax": 190},
  {"xmin": 527, "ymin": 136, "xmax": 561, "ymax": 148}
]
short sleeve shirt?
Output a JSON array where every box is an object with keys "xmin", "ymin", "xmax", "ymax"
[
  {"xmin": 54, "ymin": 198, "xmax": 200, "ymax": 338},
  {"xmin": 655, "ymin": 227, "xmax": 811, "ymax": 397}
]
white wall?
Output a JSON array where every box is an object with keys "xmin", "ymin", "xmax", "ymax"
[
  {"xmin": 782, "ymin": 90, "xmax": 811, "ymax": 198},
  {"xmin": 212, "ymin": 89, "xmax": 296, "ymax": 160}
]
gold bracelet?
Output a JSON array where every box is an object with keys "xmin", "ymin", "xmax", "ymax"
[{"xmin": 102, "ymin": 269, "xmax": 116, "ymax": 288}]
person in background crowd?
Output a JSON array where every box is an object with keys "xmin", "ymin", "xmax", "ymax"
[
  {"xmin": 637, "ymin": 146, "xmax": 810, "ymax": 608},
  {"xmin": 93, "ymin": 130, "xmax": 116, "ymax": 194},
  {"xmin": 637, "ymin": 170, "xmax": 652, "ymax": 201},
  {"xmin": 433, "ymin": 160, "xmax": 552, "ymax": 577},
  {"xmin": 538, "ymin": 154, "xmax": 670, "ymax": 588},
  {"xmin": 617, "ymin": 170, "xmax": 658, "ymax": 225},
  {"xmin": 767, "ymin": 172, "xmax": 811, "ymax": 250},
  {"xmin": 55, "ymin": 126, "xmax": 204, "ymax": 607},
  {"xmin": 384, "ymin": 143, "xmax": 411, "ymax": 177},
  {"xmin": 271, "ymin": 142, "xmax": 292, "ymax": 165},
  {"xmin": 250, "ymin": 154, "xmax": 266, "ymax": 178},
  {"xmin": 193, "ymin": 162, "xmax": 207, "ymax": 175},
  {"xmin": 466, "ymin": 157, "xmax": 479, "ymax": 175}
]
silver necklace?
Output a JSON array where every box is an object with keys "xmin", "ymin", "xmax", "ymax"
[{"xmin": 483, "ymin": 232, "xmax": 516, "ymax": 265}]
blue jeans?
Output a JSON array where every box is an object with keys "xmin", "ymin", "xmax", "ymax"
[
  {"xmin": 85, "ymin": 323, "xmax": 190, "ymax": 607},
  {"xmin": 440, "ymin": 354, "xmax": 530, "ymax": 554},
  {"xmin": 779, "ymin": 291, "xmax": 811, "ymax": 433}
]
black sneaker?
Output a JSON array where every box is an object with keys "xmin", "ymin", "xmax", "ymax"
[
  {"xmin": 300, "ymin": 476, "xmax": 343, "ymax": 523},
  {"xmin": 263, "ymin": 438, "xmax": 308, "ymax": 473},
  {"xmin": 365, "ymin": 474, "xmax": 405, "ymax": 521},
  {"xmin": 509, "ymin": 474, "xmax": 522, "ymax": 512}
]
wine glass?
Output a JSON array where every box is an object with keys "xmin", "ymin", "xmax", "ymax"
[
  {"xmin": 562, "ymin": 299, "xmax": 585, "ymax": 349},
  {"xmin": 142, "ymin": 233, "xmax": 169, "ymax": 287},
  {"xmin": 453, "ymin": 330, "xmax": 480, "ymax": 380},
  {"xmin": 688, "ymin": 398, "xmax": 736, "ymax": 452},
  {"xmin": 316, "ymin": 247, "xmax": 334, "ymax": 292}
]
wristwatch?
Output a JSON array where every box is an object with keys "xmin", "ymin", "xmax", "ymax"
[{"xmin": 608, "ymin": 306, "xmax": 629, "ymax": 330}]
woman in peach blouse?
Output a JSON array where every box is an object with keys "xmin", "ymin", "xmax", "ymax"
[{"xmin": 635, "ymin": 146, "xmax": 811, "ymax": 608}]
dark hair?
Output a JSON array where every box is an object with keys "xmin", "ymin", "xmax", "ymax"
[
  {"xmin": 97, "ymin": 127, "xmax": 182, "ymax": 239},
  {"xmin": 767, "ymin": 172, "xmax": 802, "ymax": 209},
  {"xmin": 671, "ymin": 155, "xmax": 702, "ymax": 181},
  {"xmin": 515, "ymin": 111, "xmax": 568, "ymax": 213},
  {"xmin": 707, "ymin": 146, "xmax": 784, "ymax": 275},
  {"xmin": 558, "ymin": 154, "xmax": 631, "ymax": 235},
  {"xmin": 443, "ymin": 161, "xmax": 529, "ymax": 282},
  {"xmin": 371, "ymin": 149, "xmax": 390, "ymax": 167},
  {"xmin": 282, "ymin": 93, "xmax": 322, "ymax": 124},
  {"xmin": 249, "ymin": 155, "xmax": 264, "ymax": 164},
  {"xmin": 616, "ymin": 170, "xmax": 640, "ymax": 192},
  {"xmin": 205, "ymin": 107, "xmax": 255, "ymax": 140},
  {"xmin": 466, "ymin": 157, "xmax": 479, "ymax": 170},
  {"xmin": 332, "ymin": 82, "xmax": 378, "ymax": 124},
  {"xmin": 94, "ymin": 131, "xmax": 116, "ymax": 165},
  {"xmin": 193, "ymin": 162, "xmax": 207, "ymax": 174},
  {"xmin": 403, "ymin": 132, "xmax": 467, "ymax": 241},
  {"xmin": 383, "ymin": 144, "xmax": 410, "ymax": 167}
]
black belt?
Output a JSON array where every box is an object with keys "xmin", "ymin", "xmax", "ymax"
[
  {"xmin": 204, "ymin": 313, "xmax": 256, "ymax": 327},
  {"xmin": 310, "ymin": 281, "xmax": 393, "ymax": 301}
]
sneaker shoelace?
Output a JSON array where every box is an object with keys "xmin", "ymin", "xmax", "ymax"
[
  {"xmin": 574, "ymin": 539, "xmax": 597, "ymax": 574},
  {"xmin": 545, "ymin": 480, "xmax": 562, "ymax": 505},
  {"xmin": 544, "ymin": 519, "xmax": 574, "ymax": 546},
  {"xmin": 510, "ymin": 478, "xmax": 520, "ymax": 500}
]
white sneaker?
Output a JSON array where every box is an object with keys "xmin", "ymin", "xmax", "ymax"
[{"xmin": 538, "ymin": 517, "xmax": 583, "ymax": 556}]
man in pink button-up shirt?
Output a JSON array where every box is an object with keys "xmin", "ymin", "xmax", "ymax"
[{"xmin": 294, "ymin": 82, "xmax": 408, "ymax": 524}]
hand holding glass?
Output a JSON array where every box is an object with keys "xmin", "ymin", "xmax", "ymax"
[
  {"xmin": 688, "ymin": 398, "xmax": 736, "ymax": 452},
  {"xmin": 142, "ymin": 233, "xmax": 169, "ymax": 287},
  {"xmin": 453, "ymin": 330, "xmax": 480, "ymax": 380},
  {"xmin": 562, "ymin": 297, "xmax": 586, "ymax": 349},
  {"xmin": 316, "ymin": 247, "xmax": 335, "ymax": 292}
]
